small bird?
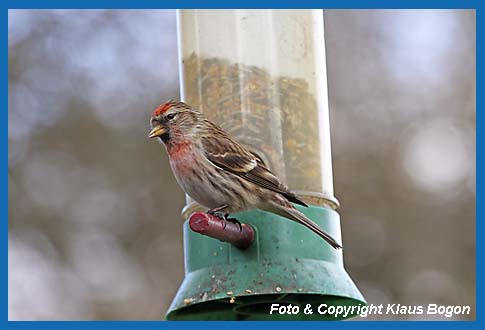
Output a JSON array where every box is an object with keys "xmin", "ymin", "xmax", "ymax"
[{"xmin": 148, "ymin": 100, "xmax": 342, "ymax": 249}]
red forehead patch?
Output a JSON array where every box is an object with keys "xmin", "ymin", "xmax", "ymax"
[{"xmin": 152, "ymin": 102, "xmax": 173, "ymax": 117}]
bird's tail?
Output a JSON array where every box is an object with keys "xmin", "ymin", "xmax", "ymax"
[{"xmin": 270, "ymin": 204, "xmax": 342, "ymax": 249}]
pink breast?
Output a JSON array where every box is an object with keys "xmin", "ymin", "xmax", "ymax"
[{"xmin": 168, "ymin": 143, "xmax": 197, "ymax": 177}]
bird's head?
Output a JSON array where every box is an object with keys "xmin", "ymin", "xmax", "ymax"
[{"xmin": 148, "ymin": 100, "xmax": 202, "ymax": 143}]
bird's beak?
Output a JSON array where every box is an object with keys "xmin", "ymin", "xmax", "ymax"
[{"xmin": 148, "ymin": 125, "xmax": 167, "ymax": 138}]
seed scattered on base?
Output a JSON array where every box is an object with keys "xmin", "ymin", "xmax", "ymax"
[
  {"xmin": 245, "ymin": 289, "xmax": 252, "ymax": 294},
  {"xmin": 230, "ymin": 297, "xmax": 236, "ymax": 304},
  {"xmin": 211, "ymin": 275, "xmax": 216, "ymax": 279},
  {"xmin": 183, "ymin": 298, "xmax": 193, "ymax": 305},
  {"xmin": 275, "ymin": 286, "xmax": 282, "ymax": 292},
  {"xmin": 226, "ymin": 291, "xmax": 233, "ymax": 295},
  {"xmin": 298, "ymin": 288, "xmax": 303, "ymax": 292}
]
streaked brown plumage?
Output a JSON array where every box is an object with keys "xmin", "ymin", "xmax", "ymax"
[{"xmin": 149, "ymin": 100, "xmax": 342, "ymax": 249}]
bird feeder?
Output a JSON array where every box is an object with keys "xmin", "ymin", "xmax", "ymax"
[{"xmin": 165, "ymin": 9, "xmax": 366, "ymax": 320}]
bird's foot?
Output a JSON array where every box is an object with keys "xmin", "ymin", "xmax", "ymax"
[
  {"xmin": 224, "ymin": 214, "xmax": 242, "ymax": 232},
  {"xmin": 207, "ymin": 205, "xmax": 229, "ymax": 216}
]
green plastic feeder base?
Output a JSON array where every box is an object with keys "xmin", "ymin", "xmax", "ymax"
[{"xmin": 165, "ymin": 205, "xmax": 366, "ymax": 320}]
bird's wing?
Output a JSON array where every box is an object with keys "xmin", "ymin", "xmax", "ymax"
[{"xmin": 200, "ymin": 131, "xmax": 307, "ymax": 207}]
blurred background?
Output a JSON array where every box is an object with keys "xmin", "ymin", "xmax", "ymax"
[{"xmin": 8, "ymin": 9, "xmax": 475, "ymax": 320}]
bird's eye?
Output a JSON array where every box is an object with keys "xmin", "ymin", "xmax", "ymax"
[{"xmin": 166, "ymin": 113, "xmax": 176, "ymax": 120}]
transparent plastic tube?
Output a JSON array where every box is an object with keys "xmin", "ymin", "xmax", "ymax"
[{"xmin": 177, "ymin": 9, "xmax": 338, "ymax": 212}]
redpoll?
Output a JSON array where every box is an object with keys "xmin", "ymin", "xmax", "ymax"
[{"xmin": 148, "ymin": 100, "xmax": 342, "ymax": 249}]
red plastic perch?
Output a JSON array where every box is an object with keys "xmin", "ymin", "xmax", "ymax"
[{"xmin": 189, "ymin": 212, "xmax": 254, "ymax": 249}]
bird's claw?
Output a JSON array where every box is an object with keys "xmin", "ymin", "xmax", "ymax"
[
  {"xmin": 224, "ymin": 215, "xmax": 242, "ymax": 232},
  {"xmin": 207, "ymin": 205, "xmax": 229, "ymax": 216},
  {"xmin": 206, "ymin": 207, "xmax": 242, "ymax": 232}
]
